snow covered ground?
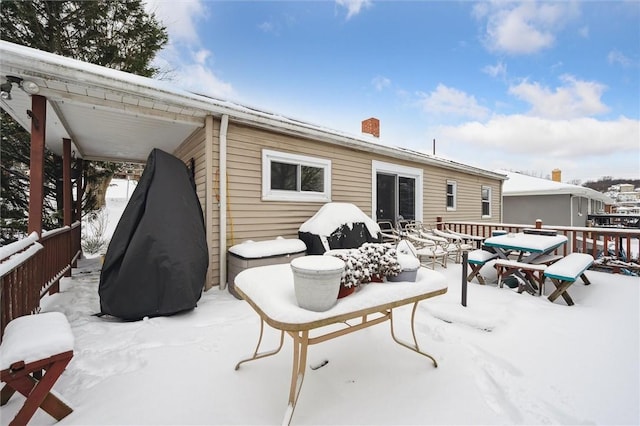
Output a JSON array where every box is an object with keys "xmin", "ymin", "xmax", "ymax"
[
  {"xmin": 3, "ymin": 179, "xmax": 637, "ymax": 425},
  {"xmin": 1, "ymin": 256, "xmax": 638, "ymax": 425}
]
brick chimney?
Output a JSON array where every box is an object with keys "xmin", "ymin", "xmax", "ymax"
[
  {"xmin": 362, "ymin": 117, "xmax": 380, "ymax": 138},
  {"xmin": 551, "ymin": 169, "xmax": 561, "ymax": 182}
]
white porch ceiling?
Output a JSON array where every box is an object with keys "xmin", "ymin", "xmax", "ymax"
[{"xmin": 0, "ymin": 42, "xmax": 208, "ymax": 163}]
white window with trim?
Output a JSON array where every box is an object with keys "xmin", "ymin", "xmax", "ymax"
[
  {"xmin": 262, "ymin": 149, "xmax": 331, "ymax": 202},
  {"xmin": 481, "ymin": 185, "xmax": 492, "ymax": 218},
  {"xmin": 446, "ymin": 180, "xmax": 457, "ymax": 211}
]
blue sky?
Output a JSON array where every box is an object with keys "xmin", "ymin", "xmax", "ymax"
[{"xmin": 145, "ymin": 0, "xmax": 639, "ymax": 184}]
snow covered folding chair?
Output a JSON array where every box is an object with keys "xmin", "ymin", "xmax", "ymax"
[
  {"xmin": 543, "ymin": 253, "xmax": 594, "ymax": 306},
  {"xmin": 1, "ymin": 312, "xmax": 74, "ymax": 425}
]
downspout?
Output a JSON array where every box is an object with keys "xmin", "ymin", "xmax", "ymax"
[
  {"xmin": 219, "ymin": 114, "xmax": 229, "ymax": 290},
  {"xmin": 205, "ymin": 115, "xmax": 214, "ymax": 290},
  {"xmin": 570, "ymin": 195, "xmax": 575, "ymax": 227}
]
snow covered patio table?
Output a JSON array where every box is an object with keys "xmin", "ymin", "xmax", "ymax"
[{"xmin": 233, "ymin": 263, "xmax": 447, "ymax": 425}]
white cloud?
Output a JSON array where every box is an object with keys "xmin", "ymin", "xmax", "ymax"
[
  {"xmin": 144, "ymin": 0, "xmax": 234, "ymax": 99},
  {"xmin": 418, "ymin": 84, "xmax": 490, "ymax": 120},
  {"xmin": 336, "ymin": 0, "xmax": 372, "ymax": 20},
  {"xmin": 578, "ymin": 25, "xmax": 589, "ymax": 38},
  {"xmin": 259, "ymin": 21, "xmax": 277, "ymax": 34},
  {"xmin": 509, "ymin": 75, "xmax": 609, "ymax": 119},
  {"xmin": 144, "ymin": 0, "xmax": 207, "ymax": 44},
  {"xmin": 608, "ymin": 50, "xmax": 632, "ymax": 67},
  {"xmin": 176, "ymin": 62, "xmax": 234, "ymax": 99},
  {"xmin": 372, "ymin": 75, "xmax": 391, "ymax": 91},
  {"xmin": 475, "ymin": 1, "xmax": 579, "ymax": 55},
  {"xmin": 482, "ymin": 61, "xmax": 507, "ymax": 78},
  {"xmin": 436, "ymin": 115, "xmax": 638, "ymax": 159}
]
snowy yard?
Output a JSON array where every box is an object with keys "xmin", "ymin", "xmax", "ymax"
[{"xmin": 1, "ymin": 257, "xmax": 638, "ymax": 425}]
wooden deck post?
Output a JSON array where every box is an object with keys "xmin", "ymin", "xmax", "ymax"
[
  {"xmin": 27, "ymin": 95, "xmax": 46, "ymax": 236},
  {"xmin": 535, "ymin": 219, "xmax": 543, "ymax": 229},
  {"xmin": 63, "ymin": 139, "xmax": 72, "ymax": 277}
]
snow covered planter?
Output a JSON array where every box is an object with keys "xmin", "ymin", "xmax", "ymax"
[
  {"xmin": 291, "ymin": 255, "xmax": 345, "ymax": 311},
  {"xmin": 387, "ymin": 240, "xmax": 420, "ymax": 282}
]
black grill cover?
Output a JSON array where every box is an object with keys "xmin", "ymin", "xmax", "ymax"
[
  {"xmin": 99, "ymin": 149, "xmax": 208, "ymax": 320},
  {"xmin": 299, "ymin": 222, "xmax": 381, "ymax": 255}
]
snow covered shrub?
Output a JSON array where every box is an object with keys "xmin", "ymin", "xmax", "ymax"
[
  {"xmin": 82, "ymin": 208, "xmax": 109, "ymax": 255},
  {"xmin": 326, "ymin": 243, "xmax": 401, "ymax": 289}
]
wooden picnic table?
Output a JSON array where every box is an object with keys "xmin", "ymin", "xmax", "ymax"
[{"xmin": 233, "ymin": 263, "xmax": 447, "ymax": 425}]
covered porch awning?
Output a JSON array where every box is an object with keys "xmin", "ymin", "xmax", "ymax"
[{"xmin": 0, "ymin": 41, "xmax": 213, "ymax": 163}]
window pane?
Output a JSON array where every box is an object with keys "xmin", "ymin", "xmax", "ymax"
[
  {"xmin": 447, "ymin": 195, "xmax": 454, "ymax": 208},
  {"xmin": 447, "ymin": 183, "xmax": 454, "ymax": 195},
  {"xmin": 447, "ymin": 182, "xmax": 455, "ymax": 208},
  {"xmin": 399, "ymin": 177, "xmax": 415, "ymax": 221},
  {"xmin": 482, "ymin": 187, "xmax": 489, "ymax": 201},
  {"xmin": 271, "ymin": 162, "xmax": 297, "ymax": 190},
  {"xmin": 482, "ymin": 202, "xmax": 490, "ymax": 216},
  {"xmin": 301, "ymin": 166, "xmax": 324, "ymax": 192}
]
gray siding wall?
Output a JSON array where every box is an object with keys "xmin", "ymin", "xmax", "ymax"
[
  {"xmin": 503, "ymin": 194, "xmax": 571, "ymax": 226},
  {"xmin": 503, "ymin": 194, "xmax": 592, "ymax": 227}
]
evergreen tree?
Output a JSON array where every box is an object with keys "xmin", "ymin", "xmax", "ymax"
[{"xmin": 0, "ymin": 0, "xmax": 168, "ymax": 244}]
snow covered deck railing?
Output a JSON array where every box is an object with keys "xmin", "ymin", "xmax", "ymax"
[
  {"xmin": 438, "ymin": 219, "xmax": 640, "ymax": 270},
  {"xmin": 0, "ymin": 222, "xmax": 81, "ymax": 343}
]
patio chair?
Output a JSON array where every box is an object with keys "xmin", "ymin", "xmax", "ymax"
[
  {"xmin": 443, "ymin": 225, "xmax": 485, "ymax": 249},
  {"xmin": 404, "ymin": 223, "xmax": 448, "ymax": 269},
  {"xmin": 430, "ymin": 227, "xmax": 475, "ymax": 263},
  {"xmin": 412, "ymin": 223, "xmax": 460, "ymax": 265},
  {"xmin": 377, "ymin": 220, "xmax": 400, "ymax": 243}
]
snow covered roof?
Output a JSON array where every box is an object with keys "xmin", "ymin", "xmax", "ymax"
[
  {"xmin": 497, "ymin": 170, "xmax": 614, "ymax": 204},
  {"xmin": 0, "ymin": 41, "xmax": 503, "ymax": 180}
]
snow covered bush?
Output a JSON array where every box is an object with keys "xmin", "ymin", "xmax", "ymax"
[
  {"xmin": 82, "ymin": 208, "xmax": 109, "ymax": 255},
  {"xmin": 326, "ymin": 243, "xmax": 401, "ymax": 289}
]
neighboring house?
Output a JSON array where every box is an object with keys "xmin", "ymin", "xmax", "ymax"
[
  {"xmin": 498, "ymin": 170, "xmax": 613, "ymax": 227},
  {"xmin": 0, "ymin": 41, "xmax": 505, "ymax": 289}
]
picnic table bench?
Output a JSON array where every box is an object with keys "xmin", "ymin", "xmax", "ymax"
[
  {"xmin": 494, "ymin": 253, "xmax": 563, "ymax": 295},
  {"xmin": 466, "ymin": 249, "xmax": 498, "ymax": 285},
  {"xmin": 543, "ymin": 253, "xmax": 594, "ymax": 306},
  {"xmin": 495, "ymin": 259, "xmax": 547, "ymax": 294}
]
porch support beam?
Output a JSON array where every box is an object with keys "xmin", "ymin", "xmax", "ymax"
[
  {"xmin": 27, "ymin": 95, "xmax": 46, "ymax": 236},
  {"xmin": 63, "ymin": 138, "xmax": 72, "ymax": 277}
]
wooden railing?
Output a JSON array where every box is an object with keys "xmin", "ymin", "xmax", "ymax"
[
  {"xmin": 0, "ymin": 222, "xmax": 81, "ymax": 342},
  {"xmin": 440, "ymin": 219, "xmax": 640, "ymax": 265}
]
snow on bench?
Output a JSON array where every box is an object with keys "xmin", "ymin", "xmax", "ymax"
[
  {"xmin": 543, "ymin": 253, "xmax": 594, "ymax": 306},
  {"xmin": 467, "ymin": 249, "xmax": 498, "ymax": 265},
  {"xmin": 0, "ymin": 312, "xmax": 74, "ymax": 370},
  {"xmin": 466, "ymin": 249, "xmax": 498, "ymax": 285},
  {"xmin": 0, "ymin": 312, "xmax": 75, "ymax": 424},
  {"xmin": 544, "ymin": 253, "xmax": 594, "ymax": 283}
]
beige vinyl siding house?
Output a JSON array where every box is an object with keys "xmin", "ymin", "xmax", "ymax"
[
  {"xmin": 0, "ymin": 41, "xmax": 506, "ymax": 291},
  {"xmin": 174, "ymin": 119, "xmax": 505, "ymax": 289}
]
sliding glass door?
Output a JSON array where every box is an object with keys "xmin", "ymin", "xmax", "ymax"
[{"xmin": 373, "ymin": 161, "xmax": 422, "ymax": 225}]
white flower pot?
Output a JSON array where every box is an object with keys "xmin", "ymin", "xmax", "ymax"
[{"xmin": 291, "ymin": 255, "xmax": 345, "ymax": 312}]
